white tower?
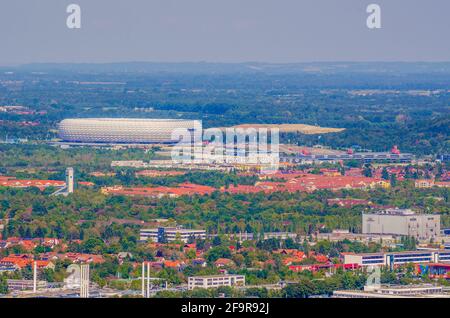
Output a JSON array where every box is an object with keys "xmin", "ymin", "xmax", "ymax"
[
  {"xmin": 141, "ymin": 261, "xmax": 151, "ymax": 298},
  {"xmin": 141, "ymin": 262, "xmax": 145, "ymax": 297},
  {"xmin": 66, "ymin": 167, "xmax": 74, "ymax": 194},
  {"xmin": 80, "ymin": 264, "xmax": 90, "ymax": 298},
  {"xmin": 33, "ymin": 261, "xmax": 37, "ymax": 293}
]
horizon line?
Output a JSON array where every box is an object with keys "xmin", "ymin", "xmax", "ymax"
[{"xmin": 2, "ymin": 60, "xmax": 450, "ymax": 68}]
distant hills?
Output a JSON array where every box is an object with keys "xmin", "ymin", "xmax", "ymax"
[{"xmin": 7, "ymin": 61, "xmax": 450, "ymax": 75}]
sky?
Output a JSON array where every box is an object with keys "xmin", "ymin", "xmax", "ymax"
[{"xmin": 0, "ymin": 0, "xmax": 449, "ymax": 65}]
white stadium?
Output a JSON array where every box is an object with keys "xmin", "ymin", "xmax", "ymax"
[{"xmin": 58, "ymin": 118, "xmax": 201, "ymax": 144}]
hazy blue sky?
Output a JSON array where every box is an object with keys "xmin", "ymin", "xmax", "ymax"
[{"xmin": 0, "ymin": 0, "xmax": 449, "ymax": 65}]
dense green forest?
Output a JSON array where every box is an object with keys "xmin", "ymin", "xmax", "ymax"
[{"xmin": 1, "ymin": 183, "xmax": 449, "ymax": 243}]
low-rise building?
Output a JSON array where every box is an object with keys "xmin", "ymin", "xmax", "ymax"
[
  {"xmin": 415, "ymin": 179, "xmax": 435, "ymax": 188},
  {"xmin": 333, "ymin": 284, "xmax": 449, "ymax": 298},
  {"xmin": 7, "ymin": 279, "xmax": 47, "ymax": 291},
  {"xmin": 0, "ymin": 178, "xmax": 65, "ymax": 190},
  {"xmin": 188, "ymin": 274, "xmax": 245, "ymax": 290},
  {"xmin": 316, "ymin": 231, "xmax": 397, "ymax": 245},
  {"xmin": 416, "ymin": 263, "xmax": 450, "ymax": 279},
  {"xmin": 140, "ymin": 227, "xmax": 206, "ymax": 243},
  {"xmin": 343, "ymin": 250, "xmax": 450, "ymax": 267},
  {"xmin": 327, "ymin": 198, "xmax": 371, "ymax": 207},
  {"xmin": 111, "ymin": 160, "xmax": 147, "ymax": 168},
  {"xmin": 0, "ymin": 264, "xmax": 18, "ymax": 272},
  {"xmin": 102, "ymin": 183, "xmax": 215, "ymax": 198},
  {"xmin": 214, "ymin": 258, "xmax": 235, "ymax": 268},
  {"xmin": 435, "ymin": 181, "xmax": 450, "ymax": 188}
]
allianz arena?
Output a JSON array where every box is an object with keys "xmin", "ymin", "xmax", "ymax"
[{"xmin": 58, "ymin": 118, "xmax": 201, "ymax": 144}]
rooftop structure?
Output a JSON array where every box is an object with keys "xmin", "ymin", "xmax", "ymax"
[{"xmin": 373, "ymin": 208, "xmax": 416, "ymax": 216}]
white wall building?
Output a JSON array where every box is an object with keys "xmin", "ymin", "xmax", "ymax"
[
  {"xmin": 188, "ymin": 275, "xmax": 245, "ymax": 290},
  {"xmin": 343, "ymin": 250, "xmax": 450, "ymax": 267},
  {"xmin": 333, "ymin": 284, "xmax": 449, "ymax": 298},
  {"xmin": 140, "ymin": 227, "xmax": 206, "ymax": 243},
  {"xmin": 362, "ymin": 209, "xmax": 440, "ymax": 240}
]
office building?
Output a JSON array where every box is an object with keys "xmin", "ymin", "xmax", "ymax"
[
  {"xmin": 140, "ymin": 227, "xmax": 206, "ymax": 243},
  {"xmin": 188, "ymin": 274, "xmax": 245, "ymax": 290},
  {"xmin": 343, "ymin": 250, "xmax": 450, "ymax": 267}
]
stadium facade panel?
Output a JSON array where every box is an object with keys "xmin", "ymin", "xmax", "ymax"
[{"xmin": 58, "ymin": 118, "xmax": 201, "ymax": 144}]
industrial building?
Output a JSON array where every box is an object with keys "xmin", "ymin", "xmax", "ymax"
[
  {"xmin": 188, "ymin": 274, "xmax": 245, "ymax": 290},
  {"xmin": 58, "ymin": 118, "xmax": 201, "ymax": 144},
  {"xmin": 139, "ymin": 227, "xmax": 206, "ymax": 243},
  {"xmin": 362, "ymin": 208, "xmax": 440, "ymax": 240}
]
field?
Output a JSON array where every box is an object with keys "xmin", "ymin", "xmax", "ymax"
[{"xmin": 221, "ymin": 124, "xmax": 345, "ymax": 135}]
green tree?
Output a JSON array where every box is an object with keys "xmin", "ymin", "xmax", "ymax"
[
  {"xmin": 0, "ymin": 274, "xmax": 8, "ymax": 294},
  {"xmin": 381, "ymin": 167, "xmax": 389, "ymax": 180},
  {"xmin": 390, "ymin": 174, "xmax": 398, "ymax": 187},
  {"xmin": 282, "ymin": 280, "xmax": 316, "ymax": 298}
]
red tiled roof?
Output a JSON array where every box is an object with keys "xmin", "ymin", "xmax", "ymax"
[
  {"xmin": 136, "ymin": 170, "xmax": 186, "ymax": 177},
  {"xmin": 0, "ymin": 254, "xmax": 33, "ymax": 268},
  {"xmin": 0, "ymin": 179, "xmax": 65, "ymax": 189},
  {"xmin": 163, "ymin": 260, "xmax": 183, "ymax": 268},
  {"xmin": 223, "ymin": 174, "xmax": 387, "ymax": 195},
  {"xmin": 214, "ymin": 258, "xmax": 234, "ymax": 266},
  {"xmin": 79, "ymin": 181, "xmax": 95, "ymax": 186},
  {"xmin": 64, "ymin": 253, "xmax": 105, "ymax": 264},
  {"xmin": 103, "ymin": 183, "xmax": 215, "ymax": 197}
]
